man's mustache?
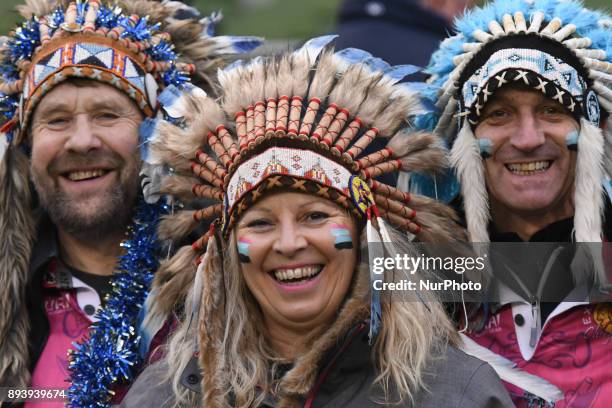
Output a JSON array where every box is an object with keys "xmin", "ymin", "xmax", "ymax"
[
  {"xmin": 47, "ymin": 151, "xmax": 124, "ymax": 175},
  {"xmin": 493, "ymin": 141, "xmax": 563, "ymax": 162}
]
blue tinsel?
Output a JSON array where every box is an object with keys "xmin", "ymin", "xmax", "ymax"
[
  {"xmin": 9, "ymin": 19, "xmax": 40, "ymax": 62},
  {"xmin": 49, "ymin": 8, "xmax": 65, "ymax": 29},
  {"xmin": 147, "ymin": 40, "xmax": 176, "ymax": 62},
  {"xmin": 163, "ymin": 65, "xmax": 190, "ymax": 88},
  {"xmin": 119, "ymin": 15, "xmax": 160, "ymax": 42},
  {"xmin": 76, "ymin": 0, "xmax": 87, "ymax": 25},
  {"xmin": 67, "ymin": 200, "xmax": 167, "ymax": 407},
  {"xmin": 96, "ymin": 5, "xmax": 121, "ymax": 29},
  {"xmin": 0, "ymin": 93, "xmax": 18, "ymax": 123}
]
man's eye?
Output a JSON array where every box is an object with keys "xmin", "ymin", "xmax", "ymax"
[
  {"xmin": 542, "ymin": 106, "xmax": 563, "ymax": 115},
  {"xmin": 488, "ymin": 109, "xmax": 508, "ymax": 118},
  {"xmin": 47, "ymin": 117, "xmax": 69, "ymax": 126}
]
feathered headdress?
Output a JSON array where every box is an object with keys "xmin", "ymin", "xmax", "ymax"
[
  {"xmin": 0, "ymin": 0, "xmax": 261, "ymax": 392},
  {"xmin": 142, "ymin": 36, "xmax": 466, "ymax": 404},
  {"xmin": 411, "ymin": 0, "xmax": 611, "ymax": 243}
]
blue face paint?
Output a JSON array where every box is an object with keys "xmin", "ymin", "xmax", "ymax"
[
  {"xmin": 477, "ymin": 138, "xmax": 493, "ymax": 159},
  {"xmin": 565, "ymin": 130, "xmax": 579, "ymax": 151},
  {"xmin": 331, "ymin": 224, "xmax": 353, "ymax": 250},
  {"xmin": 237, "ymin": 237, "xmax": 252, "ymax": 263}
]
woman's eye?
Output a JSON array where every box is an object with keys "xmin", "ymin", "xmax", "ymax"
[
  {"xmin": 305, "ymin": 211, "xmax": 329, "ymax": 222},
  {"xmin": 97, "ymin": 112, "xmax": 120, "ymax": 121},
  {"xmin": 246, "ymin": 219, "xmax": 272, "ymax": 228}
]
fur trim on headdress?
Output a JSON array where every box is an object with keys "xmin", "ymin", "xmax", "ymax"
[
  {"xmin": 0, "ymin": 144, "xmax": 35, "ymax": 388},
  {"xmin": 450, "ymin": 121, "xmax": 490, "ymax": 243},
  {"xmin": 574, "ymin": 118, "xmax": 604, "ymax": 242}
]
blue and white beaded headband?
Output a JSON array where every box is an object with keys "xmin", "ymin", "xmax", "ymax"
[
  {"xmin": 422, "ymin": 1, "xmax": 611, "ymax": 139},
  {"xmin": 457, "ymin": 33, "xmax": 600, "ymax": 127}
]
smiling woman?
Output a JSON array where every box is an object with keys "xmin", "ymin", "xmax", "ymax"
[
  {"xmin": 235, "ymin": 192, "xmax": 358, "ymax": 358},
  {"xmin": 135, "ymin": 37, "xmax": 514, "ymax": 408}
]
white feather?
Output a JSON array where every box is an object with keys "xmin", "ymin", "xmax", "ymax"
[
  {"xmin": 294, "ymin": 35, "xmax": 338, "ymax": 67},
  {"xmin": 450, "ymin": 121, "xmax": 490, "ymax": 243},
  {"xmin": 574, "ymin": 119, "xmax": 605, "ymax": 242},
  {"xmin": 459, "ymin": 334, "xmax": 564, "ymax": 404},
  {"xmin": 0, "ymin": 132, "xmax": 7, "ymax": 163}
]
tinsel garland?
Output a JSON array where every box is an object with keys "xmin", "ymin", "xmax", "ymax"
[{"xmin": 67, "ymin": 199, "xmax": 167, "ymax": 407}]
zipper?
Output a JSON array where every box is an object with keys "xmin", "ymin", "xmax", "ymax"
[{"xmin": 529, "ymin": 297, "xmax": 540, "ymax": 348}]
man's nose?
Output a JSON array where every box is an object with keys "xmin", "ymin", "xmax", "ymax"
[
  {"xmin": 510, "ymin": 112, "xmax": 545, "ymax": 152},
  {"xmin": 272, "ymin": 220, "xmax": 307, "ymax": 256},
  {"xmin": 64, "ymin": 115, "xmax": 102, "ymax": 153}
]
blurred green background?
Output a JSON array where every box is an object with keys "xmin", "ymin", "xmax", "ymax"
[{"xmin": 0, "ymin": 0, "xmax": 609, "ymax": 40}]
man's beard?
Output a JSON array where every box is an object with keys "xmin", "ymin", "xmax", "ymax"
[{"xmin": 31, "ymin": 151, "xmax": 140, "ymax": 241}]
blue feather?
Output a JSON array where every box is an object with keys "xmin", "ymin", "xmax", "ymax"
[
  {"xmin": 364, "ymin": 56, "xmax": 390, "ymax": 73},
  {"xmin": 335, "ymin": 47, "xmax": 373, "ymax": 65},
  {"xmin": 157, "ymin": 84, "xmax": 183, "ymax": 110},
  {"xmin": 532, "ymin": 0, "xmax": 560, "ymax": 20},
  {"xmin": 299, "ymin": 34, "xmax": 338, "ymax": 55},
  {"xmin": 216, "ymin": 35, "xmax": 263, "ymax": 54},
  {"xmin": 138, "ymin": 118, "xmax": 158, "ymax": 162},
  {"xmin": 383, "ymin": 64, "xmax": 421, "ymax": 83},
  {"xmin": 408, "ymin": 170, "xmax": 461, "ymax": 204}
]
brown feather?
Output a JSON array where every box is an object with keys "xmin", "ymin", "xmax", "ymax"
[
  {"xmin": 307, "ymin": 50, "xmax": 337, "ymax": 101},
  {"xmin": 159, "ymin": 175, "xmax": 201, "ymax": 202},
  {"xmin": 151, "ymin": 245, "xmax": 198, "ymax": 316},
  {"xmin": 157, "ymin": 210, "xmax": 198, "ymax": 242},
  {"xmin": 387, "ymin": 130, "xmax": 449, "ymax": 174}
]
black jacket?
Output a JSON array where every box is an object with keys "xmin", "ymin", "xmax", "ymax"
[{"xmin": 334, "ymin": 0, "xmax": 450, "ymax": 70}]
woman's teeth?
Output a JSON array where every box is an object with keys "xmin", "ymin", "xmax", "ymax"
[
  {"xmin": 273, "ymin": 265, "xmax": 323, "ymax": 282},
  {"xmin": 66, "ymin": 169, "xmax": 107, "ymax": 181},
  {"xmin": 506, "ymin": 160, "xmax": 551, "ymax": 175}
]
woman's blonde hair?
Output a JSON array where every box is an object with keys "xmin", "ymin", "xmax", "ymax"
[{"xmin": 164, "ymin": 223, "xmax": 458, "ymax": 407}]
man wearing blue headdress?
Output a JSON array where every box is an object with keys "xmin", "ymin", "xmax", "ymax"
[
  {"xmin": 0, "ymin": 1, "xmax": 259, "ymax": 406},
  {"xmin": 410, "ymin": 0, "xmax": 612, "ymax": 406}
]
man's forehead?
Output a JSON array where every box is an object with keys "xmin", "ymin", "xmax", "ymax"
[
  {"xmin": 487, "ymin": 84, "xmax": 561, "ymax": 106},
  {"xmin": 36, "ymin": 81, "xmax": 136, "ymax": 111}
]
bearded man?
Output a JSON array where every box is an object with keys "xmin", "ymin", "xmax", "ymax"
[{"xmin": 0, "ymin": 1, "xmax": 259, "ymax": 406}]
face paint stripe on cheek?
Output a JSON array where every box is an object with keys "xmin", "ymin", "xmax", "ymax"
[
  {"xmin": 330, "ymin": 224, "xmax": 353, "ymax": 250},
  {"xmin": 237, "ymin": 237, "xmax": 253, "ymax": 263}
]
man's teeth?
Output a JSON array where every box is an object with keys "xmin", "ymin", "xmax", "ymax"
[
  {"xmin": 506, "ymin": 161, "xmax": 551, "ymax": 174},
  {"xmin": 274, "ymin": 265, "xmax": 322, "ymax": 282},
  {"xmin": 67, "ymin": 169, "xmax": 107, "ymax": 181}
]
